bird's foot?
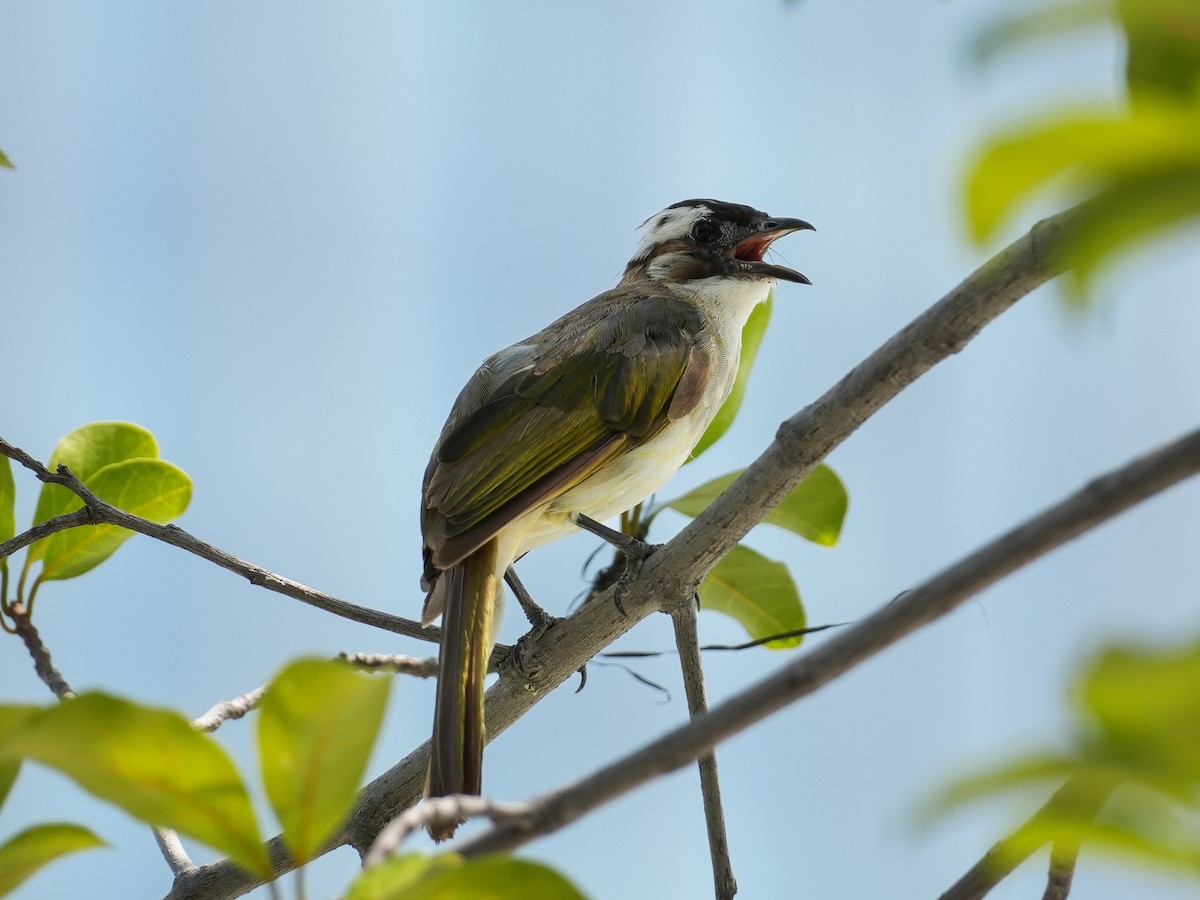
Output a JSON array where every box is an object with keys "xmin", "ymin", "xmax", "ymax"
[
  {"xmin": 612, "ymin": 536, "xmax": 663, "ymax": 615},
  {"xmin": 574, "ymin": 514, "xmax": 661, "ymax": 614}
]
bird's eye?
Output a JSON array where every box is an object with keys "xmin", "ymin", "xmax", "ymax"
[{"xmin": 691, "ymin": 220, "xmax": 719, "ymax": 243}]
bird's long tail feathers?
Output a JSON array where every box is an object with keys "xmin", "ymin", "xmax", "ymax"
[{"xmin": 426, "ymin": 538, "xmax": 498, "ymax": 839}]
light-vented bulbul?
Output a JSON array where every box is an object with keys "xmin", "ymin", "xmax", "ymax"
[{"xmin": 420, "ymin": 199, "xmax": 812, "ymax": 835}]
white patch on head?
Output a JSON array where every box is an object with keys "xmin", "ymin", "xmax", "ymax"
[{"xmin": 632, "ymin": 204, "xmax": 711, "ymax": 261}]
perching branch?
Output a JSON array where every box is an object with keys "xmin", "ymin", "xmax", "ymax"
[
  {"xmin": 455, "ymin": 426, "xmax": 1200, "ymax": 857},
  {"xmin": 162, "ymin": 204, "xmax": 1091, "ymax": 900}
]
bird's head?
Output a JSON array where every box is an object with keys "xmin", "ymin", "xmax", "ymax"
[{"xmin": 625, "ymin": 199, "xmax": 813, "ymax": 286}]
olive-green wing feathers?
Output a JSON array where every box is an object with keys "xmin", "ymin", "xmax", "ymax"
[{"xmin": 422, "ymin": 294, "xmax": 708, "ymax": 570}]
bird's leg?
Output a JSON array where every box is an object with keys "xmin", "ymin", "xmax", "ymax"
[
  {"xmin": 504, "ymin": 567, "xmax": 559, "ymax": 632},
  {"xmin": 574, "ymin": 514, "xmax": 662, "ymax": 613}
]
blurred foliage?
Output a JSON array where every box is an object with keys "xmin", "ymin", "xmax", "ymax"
[
  {"xmin": 347, "ymin": 853, "xmax": 587, "ymax": 900},
  {"xmin": 259, "ymin": 658, "xmax": 392, "ymax": 864},
  {"xmin": 936, "ymin": 636, "xmax": 1200, "ymax": 883},
  {"xmin": 968, "ymin": 0, "xmax": 1200, "ymax": 299},
  {"xmin": 0, "ymin": 148, "xmax": 12, "ymax": 169},
  {"xmin": 0, "ymin": 824, "xmax": 105, "ymax": 897},
  {"xmin": 0, "ymin": 693, "xmax": 273, "ymax": 877}
]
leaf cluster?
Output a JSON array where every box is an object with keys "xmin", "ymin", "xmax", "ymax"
[{"xmin": 0, "ymin": 422, "xmax": 192, "ymax": 614}]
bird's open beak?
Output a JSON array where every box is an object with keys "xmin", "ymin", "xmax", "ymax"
[{"xmin": 733, "ymin": 217, "xmax": 814, "ymax": 284}]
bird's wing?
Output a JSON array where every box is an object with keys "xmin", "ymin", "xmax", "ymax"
[{"xmin": 422, "ymin": 293, "xmax": 709, "ymax": 571}]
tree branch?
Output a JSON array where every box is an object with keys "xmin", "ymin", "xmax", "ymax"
[
  {"xmin": 672, "ymin": 602, "xmax": 736, "ymax": 900},
  {"xmin": 166, "ymin": 206, "xmax": 1087, "ymax": 899},
  {"xmin": 454, "ymin": 427, "xmax": 1200, "ymax": 857}
]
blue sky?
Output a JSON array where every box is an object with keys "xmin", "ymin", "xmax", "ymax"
[{"xmin": 3, "ymin": 1, "xmax": 1200, "ymax": 898}]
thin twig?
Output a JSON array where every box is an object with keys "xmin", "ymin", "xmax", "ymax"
[
  {"xmin": 154, "ymin": 828, "xmax": 196, "ymax": 877},
  {"xmin": 163, "ymin": 206, "xmax": 1091, "ymax": 900},
  {"xmin": 192, "ymin": 684, "xmax": 271, "ymax": 734},
  {"xmin": 0, "ymin": 437, "xmax": 433, "ymax": 642},
  {"xmin": 8, "ymin": 602, "xmax": 75, "ymax": 700},
  {"xmin": 0, "ymin": 508, "xmax": 98, "ymax": 563},
  {"xmin": 671, "ymin": 602, "xmax": 736, "ymax": 900},
  {"xmin": 454, "ymin": 427, "xmax": 1200, "ymax": 857},
  {"xmin": 939, "ymin": 774, "xmax": 1118, "ymax": 900},
  {"xmin": 363, "ymin": 795, "xmax": 530, "ymax": 867},
  {"xmin": 6, "ymin": 597, "xmax": 202, "ymax": 881},
  {"xmin": 1043, "ymin": 837, "xmax": 1081, "ymax": 900},
  {"xmin": 337, "ymin": 652, "xmax": 440, "ymax": 677}
]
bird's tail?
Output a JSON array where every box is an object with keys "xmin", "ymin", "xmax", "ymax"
[{"xmin": 426, "ymin": 538, "xmax": 498, "ymax": 839}]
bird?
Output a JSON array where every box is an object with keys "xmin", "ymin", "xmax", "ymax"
[{"xmin": 419, "ymin": 199, "xmax": 812, "ymax": 836}]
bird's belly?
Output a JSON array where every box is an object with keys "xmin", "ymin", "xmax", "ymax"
[{"xmin": 510, "ymin": 403, "xmax": 719, "ymax": 559}]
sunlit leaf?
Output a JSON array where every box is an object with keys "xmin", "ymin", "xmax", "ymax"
[
  {"xmin": 688, "ymin": 292, "xmax": 772, "ymax": 462},
  {"xmin": 664, "ymin": 464, "xmax": 848, "ymax": 546},
  {"xmin": 35, "ymin": 459, "xmax": 192, "ymax": 582},
  {"xmin": 699, "ymin": 545, "xmax": 805, "ymax": 649},
  {"xmin": 29, "ymin": 422, "xmax": 160, "ymax": 562},
  {"xmin": 347, "ymin": 853, "xmax": 586, "ymax": 900},
  {"xmin": 259, "ymin": 658, "xmax": 392, "ymax": 863},
  {"xmin": 974, "ymin": 0, "xmax": 1112, "ymax": 66},
  {"xmin": 0, "ymin": 694, "xmax": 270, "ymax": 876},
  {"xmin": 0, "ymin": 149, "xmax": 12, "ymax": 170},
  {"xmin": 0, "ymin": 823, "xmax": 105, "ymax": 897}
]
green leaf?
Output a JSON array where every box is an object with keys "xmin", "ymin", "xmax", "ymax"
[
  {"xmin": 35, "ymin": 459, "xmax": 192, "ymax": 582},
  {"xmin": 699, "ymin": 545, "xmax": 806, "ymax": 649},
  {"xmin": 29, "ymin": 422, "xmax": 160, "ymax": 562},
  {"xmin": 347, "ymin": 854, "xmax": 587, "ymax": 900},
  {"xmin": 1119, "ymin": 0, "xmax": 1200, "ymax": 101},
  {"xmin": 688, "ymin": 292, "xmax": 772, "ymax": 462},
  {"xmin": 0, "ymin": 693, "xmax": 271, "ymax": 877},
  {"xmin": 259, "ymin": 658, "xmax": 392, "ymax": 863},
  {"xmin": 0, "ymin": 148, "xmax": 12, "ymax": 170},
  {"xmin": 346, "ymin": 854, "xmax": 464, "ymax": 900},
  {"xmin": 0, "ymin": 457, "xmax": 14, "ymax": 578},
  {"xmin": 0, "ymin": 456, "xmax": 14, "ymax": 545},
  {"xmin": 664, "ymin": 464, "xmax": 848, "ymax": 547},
  {"xmin": 0, "ymin": 823, "xmax": 106, "ymax": 897},
  {"xmin": 0, "ymin": 760, "xmax": 19, "ymax": 812}
]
